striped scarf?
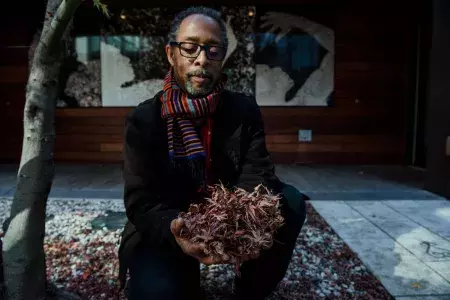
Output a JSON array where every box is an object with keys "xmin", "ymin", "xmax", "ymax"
[{"xmin": 160, "ymin": 67, "xmax": 226, "ymax": 162}]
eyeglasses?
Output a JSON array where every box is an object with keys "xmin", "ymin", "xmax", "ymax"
[{"xmin": 169, "ymin": 41, "xmax": 226, "ymax": 61}]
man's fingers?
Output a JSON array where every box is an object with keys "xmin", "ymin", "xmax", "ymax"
[
  {"xmin": 170, "ymin": 218, "xmax": 178, "ymax": 235},
  {"xmin": 189, "ymin": 243, "xmax": 206, "ymax": 256},
  {"xmin": 239, "ymin": 251, "xmax": 260, "ymax": 262},
  {"xmin": 250, "ymin": 250, "xmax": 260, "ymax": 259},
  {"xmin": 201, "ymin": 255, "xmax": 223, "ymax": 265},
  {"xmin": 221, "ymin": 254, "xmax": 230, "ymax": 262},
  {"xmin": 170, "ymin": 218, "xmax": 184, "ymax": 236}
]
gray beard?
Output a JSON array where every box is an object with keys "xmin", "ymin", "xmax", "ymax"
[{"xmin": 185, "ymin": 78, "xmax": 214, "ymax": 97}]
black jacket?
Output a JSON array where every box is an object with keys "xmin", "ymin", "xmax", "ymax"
[{"xmin": 118, "ymin": 89, "xmax": 282, "ymax": 288}]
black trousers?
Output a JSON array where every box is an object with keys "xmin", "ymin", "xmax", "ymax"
[{"xmin": 126, "ymin": 183, "xmax": 308, "ymax": 300}]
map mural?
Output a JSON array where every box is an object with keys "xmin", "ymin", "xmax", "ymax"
[
  {"xmin": 57, "ymin": 5, "xmax": 334, "ymax": 108},
  {"xmin": 254, "ymin": 5, "xmax": 335, "ymax": 106}
]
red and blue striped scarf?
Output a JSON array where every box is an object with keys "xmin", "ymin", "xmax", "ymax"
[{"xmin": 160, "ymin": 67, "xmax": 226, "ymax": 161}]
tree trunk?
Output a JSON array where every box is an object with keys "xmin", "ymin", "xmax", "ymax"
[{"xmin": 1, "ymin": 0, "xmax": 82, "ymax": 299}]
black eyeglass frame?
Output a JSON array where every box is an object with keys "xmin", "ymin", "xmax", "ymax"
[{"xmin": 169, "ymin": 41, "xmax": 226, "ymax": 61}]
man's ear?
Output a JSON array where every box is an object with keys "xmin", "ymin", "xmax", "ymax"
[{"xmin": 166, "ymin": 44, "xmax": 174, "ymax": 66}]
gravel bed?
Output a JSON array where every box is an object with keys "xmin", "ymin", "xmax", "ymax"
[{"xmin": 0, "ymin": 198, "xmax": 394, "ymax": 300}]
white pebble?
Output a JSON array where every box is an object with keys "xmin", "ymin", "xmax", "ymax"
[{"xmin": 0, "ymin": 197, "xmax": 383, "ymax": 299}]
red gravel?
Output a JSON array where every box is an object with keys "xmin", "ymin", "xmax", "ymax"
[{"xmin": 0, "ymin": 201, "xmax": 394, "ymax": 300}]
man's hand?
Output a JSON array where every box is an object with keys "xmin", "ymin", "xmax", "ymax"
[
  {"xmin": 239, "ymin": 250, "xmax": 260, "ymax": 262},
  {"xmin": 170, "ymin": 218, "xmax": 261, "ymax": 265},
  {"xmin": 170, "ymin": 218, "xmax": 229, "ymax": 265}
]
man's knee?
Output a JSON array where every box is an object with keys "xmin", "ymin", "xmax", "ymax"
[
  {"xmin": 126, "ymin": 242, "xmax": 201, "ymax": 300},
  {"xmin": 280, "ymin": 183, "xmax": 308, "ymax": 227},
  {"xmin": 127, "ymin": 276, "xmax": 182, "ymax": 300}
]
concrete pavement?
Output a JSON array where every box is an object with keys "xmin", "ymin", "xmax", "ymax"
[{"xmin": 1, "ymin": 163, "xmax": 449, "ymax": 299}]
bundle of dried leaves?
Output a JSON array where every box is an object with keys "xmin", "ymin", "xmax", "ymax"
[{"xmin": 179, "ymin": 183, "xmax": 285, "ymax": 274}]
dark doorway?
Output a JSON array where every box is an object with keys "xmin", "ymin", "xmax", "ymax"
[{"xmin": 408, "ymin": 1, "xmax": 432, "ymax": 169}]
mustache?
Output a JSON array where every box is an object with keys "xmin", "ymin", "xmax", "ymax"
[{"xmin": 187, "ymin": 69, "xmax": 213, "ymax": 78}]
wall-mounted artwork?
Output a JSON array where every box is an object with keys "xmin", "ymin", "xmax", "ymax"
[
  {"xmin": 58, "ymin": 5, "xmax": 255, "ymax": 108},
  {"xmin": 57, "ymin": 5, "xmax": 334, "ymax": 108},
  {"xmin": 254, "ymin": 5, "xmax": 335, "ymax": 106},
  {"xmin": 59, "ymin": 35, "xmax": 102, "ymax": 108}
]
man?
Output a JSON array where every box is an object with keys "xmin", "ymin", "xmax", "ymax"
[{"xmin": 118, "ymin": 6, "xmax": 308, "ymax": 300}]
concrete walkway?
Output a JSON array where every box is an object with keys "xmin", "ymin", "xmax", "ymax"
[
  {"xmin": 1, "ymin": 164, "xmax": 449, "ymax": 299},
  {"xmin": 275, "ymin": 165, "xmax": 450, "ymax": 300},
  {"xmin": 308, "ymin": 200, "xmax": 450, "ymax": 300}
]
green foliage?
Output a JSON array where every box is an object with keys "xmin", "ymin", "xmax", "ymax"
[{"xmin": 92, "ymin": 0, "xmax": 110, "ymax": 18}]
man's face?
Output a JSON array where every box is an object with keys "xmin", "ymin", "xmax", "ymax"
[{"xmin": 166, "ymin": 14, "xmax": 225, "ymax": 97}]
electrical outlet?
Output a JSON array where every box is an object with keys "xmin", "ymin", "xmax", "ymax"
[
  {"xmin": 446, "ymin": 136, "xmax": 450, "ymax": 156},
  {"xmin": 298, "ymin": 129, "xmax": 312, "ymax": 142}
]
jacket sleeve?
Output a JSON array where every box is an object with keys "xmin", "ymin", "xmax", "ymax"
[
  {"xmin": 122, "ymin": 113, "xmax": 180, "ymax": 248},
  {"xmin": 235, "ymin": 96, "xmax": 281, "ymax": 193}
]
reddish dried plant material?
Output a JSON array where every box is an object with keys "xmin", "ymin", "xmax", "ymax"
[{"xmin": 178, "ymin": 183, "xmax": 285, "ymax": 274}]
